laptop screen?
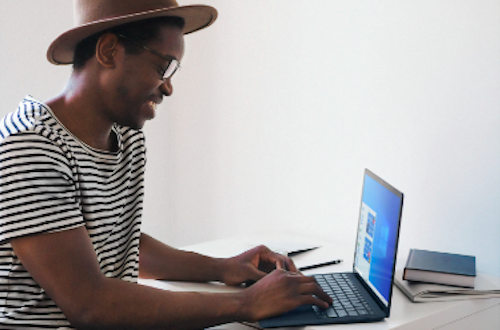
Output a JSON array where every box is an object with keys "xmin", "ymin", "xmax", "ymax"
[{"xmin": 353, "ymin": 169, "xmax": 403, "ymax": 307}]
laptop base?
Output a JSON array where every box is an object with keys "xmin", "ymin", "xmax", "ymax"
[
  {"xmin": 260, "ymin": 272, "xmax": 386, "ymax": 328},
  {"xmin": 260, "ymin": 305, "xmax": 384, "ymax": 328}
]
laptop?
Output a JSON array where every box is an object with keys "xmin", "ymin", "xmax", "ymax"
[{"xmin": 260, "ymin": 169, "xmax": 404, "ymax": 328}]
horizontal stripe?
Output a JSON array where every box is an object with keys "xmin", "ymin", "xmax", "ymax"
[{"xmin": 0, "ymin": 96, "xmax": 145, "ymax": 329}]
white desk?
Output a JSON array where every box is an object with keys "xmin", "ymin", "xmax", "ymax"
[{"xmin": 139, "ymin": 233, "xmax": 500, "ymax": 330}]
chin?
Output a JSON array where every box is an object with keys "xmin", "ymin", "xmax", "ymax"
[
  {"xmin": 117, "ymin": 119, "xmax": 146, "ymax": 130},
  {"xmin": 130, "ymin": 122, "xmax": 146, "ymax": 130}
]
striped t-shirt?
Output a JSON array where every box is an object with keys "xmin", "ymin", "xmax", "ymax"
[{"xmin": 0, "ymin": 96, "xmax": 146, "ymax": 329}]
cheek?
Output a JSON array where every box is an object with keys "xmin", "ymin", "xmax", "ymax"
[
  {"xmin": 115, "ymin": 62, "xmax": 155, "ymax": 97},
  {"xmin": 115, "ymin": 77, "xmax": 154, "ymax": 103},
  {"xmin": 116, "ymin": 84, "xmax": 129, "ymax": 99}
]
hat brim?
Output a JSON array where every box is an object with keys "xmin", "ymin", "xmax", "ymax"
[{"xmin": 47, "ymin": 5, "xmax": 217, "ymax": 65}]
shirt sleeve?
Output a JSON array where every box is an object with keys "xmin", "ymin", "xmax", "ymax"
[{"xmin": 0, "ymin": 131, "xmax": 85, "ymax": 243}]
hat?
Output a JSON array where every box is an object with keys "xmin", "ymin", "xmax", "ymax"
[{"xmin": 47, "ymin": 0, "xmax": 217, "ymax": 65}]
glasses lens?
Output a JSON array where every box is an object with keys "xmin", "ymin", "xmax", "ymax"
[{"xmin": 163, "ymin": 60, "xmax": 180, "ymax": 80}]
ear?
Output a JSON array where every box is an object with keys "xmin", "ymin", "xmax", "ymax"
[{"xmin": 95, "ymin": 33, "xmax": 119, "ymax": 68}]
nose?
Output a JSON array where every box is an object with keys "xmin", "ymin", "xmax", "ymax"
[{"xmin": 160, "ymin": 79, "xmax": 173, "ymax": 96}]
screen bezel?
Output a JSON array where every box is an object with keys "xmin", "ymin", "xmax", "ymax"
[{"xmin": 352, "ymin": 168, "xmax": 404, "ymax": 316}]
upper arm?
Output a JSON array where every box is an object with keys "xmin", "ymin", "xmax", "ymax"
[
  {"xmin": 0, "ymin": 133, "xmax": 84, "ymax": 243},
  {"xmin": 10, "ymin": 227, "xmax": 106, "ymax": 325},
  {"xmin": 0, "ymin": 132, "xmax": 102, "ymax": 326}
]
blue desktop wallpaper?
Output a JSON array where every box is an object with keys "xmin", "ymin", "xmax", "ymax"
[{"xmin": 362, "ymin": 174, "xmax": 402, "ymax": 302}]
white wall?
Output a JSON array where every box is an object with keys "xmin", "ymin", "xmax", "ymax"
[{"xmin": 1, "ymin": 1, "xmax": 499, "ymax": 277}]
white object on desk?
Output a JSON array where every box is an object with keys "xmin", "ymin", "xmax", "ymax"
[{"xmin": 394, "ymin": 269, "xmax": 500, "ymax": 302}]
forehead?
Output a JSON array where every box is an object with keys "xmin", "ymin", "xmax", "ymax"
[{"xmin": 148, "ymin": 25, "xmax": 185, "ymax": 61}]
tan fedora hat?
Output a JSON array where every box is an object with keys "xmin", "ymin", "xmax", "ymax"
[{"xmin": 47, "ymin": 0, "xmax": 217, "ymax": 65}]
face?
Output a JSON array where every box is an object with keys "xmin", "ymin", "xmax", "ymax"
[{"xmin": 104, "ymin": 25, "xmax": 185, "ymax": 130}]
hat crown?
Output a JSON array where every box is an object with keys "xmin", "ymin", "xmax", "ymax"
[{"xmin": 74, "ymin": 0, "xmax": 180, "ymax": 25}]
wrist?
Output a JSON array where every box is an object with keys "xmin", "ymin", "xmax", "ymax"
[
  {"xmin": 234, "ymin": 289, "xmax": 257, "ymax": 322},
  {"xmin": 212, "ymin": 257, "xmax": 230, "ymax": 283}
]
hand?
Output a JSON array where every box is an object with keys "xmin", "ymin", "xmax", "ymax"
[
  {"xmin": 240, "ymin": 264, "xmax": 333, "ymax": 322},
  {"xmin": 219, "ymin": 245, "xmax": 297, "ymax": 286}
]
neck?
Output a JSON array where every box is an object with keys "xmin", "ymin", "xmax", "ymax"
[{"xmin": 46, "ymin": 71, "xmax": 116, "ymax": 152}]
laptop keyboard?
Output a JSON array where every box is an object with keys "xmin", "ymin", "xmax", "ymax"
[{"xmin": 313, "ymin": 274, "xmax": 375, "ymax": 319}]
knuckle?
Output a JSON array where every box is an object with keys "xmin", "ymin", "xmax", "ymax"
[{"xmin": 255, "ymin": 245, "xmax": 269, "ymax": 254}]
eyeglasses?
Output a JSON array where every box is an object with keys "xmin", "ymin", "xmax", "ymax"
[{"xmin": 116, "ymin": 33, "xmax": 181, "ymax": 80}]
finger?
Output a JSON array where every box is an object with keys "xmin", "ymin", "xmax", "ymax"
[
  {"xmin": 268, "ymin": 252, "xmax": 297, "ymax": 272},
  {"xmin": 314, "ymin": 287, "xmax": 333, "ymax": 304},
  {"xmin": 301, "ymin": 295, "xmax": 331, "ymax": 309},
  {"xmin": 293, "ymin": 274, "xmax": 319, "ymax": 283},
  {"xmin": 259, "ymin": 250, "xmax": 285, "ymax": 267},
  {"xmin": 297, "ymin": 281, "xmax": 324, "ymax": 294},
  {"xmin": 257, "ymin": 247, "xmax": 288, "ymax": 267},
  {"xmin": 284, "ymin": 257, "xmax": 298, "ymax": 273},
  {"xmin": 275, "ymin": 256, "xmax": 289, "ymax": 271},
  {"xmin": 297, "ymin": 282, "xmax": 333, "ymax": 304}
]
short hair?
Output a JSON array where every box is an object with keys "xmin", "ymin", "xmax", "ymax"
[{"xmin": 73, "ymin": 16, "xmax": 185, "ymax": 70}]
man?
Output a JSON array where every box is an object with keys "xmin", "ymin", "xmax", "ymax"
[{"xmin": 0, "ymin": 1, "xmax": 331, "ymax": 329}]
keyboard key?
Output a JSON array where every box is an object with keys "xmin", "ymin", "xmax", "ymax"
[
  {"xmin": 325, "ymin": 308, "xmax": 338, "ymax": 318},
  {"xmin": 337, "ymin": 310, "xmax": 348, "ymax": 317},
  {"xmin": 313, "ymin": 273, "xmax": 375, "ymax": 320}
]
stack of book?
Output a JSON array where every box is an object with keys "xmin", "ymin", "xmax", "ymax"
[{"xmin": 395, "ymin": 249, "xmax": 500, "ymax": 302}]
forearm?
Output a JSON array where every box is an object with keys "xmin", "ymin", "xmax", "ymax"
[
  {"xmin": 69, "ymin": 277, "xmax": 247, "ymax": 330},
  {"xmin": 138, "ymin": 233, "xmax": 225, "ymax": 282},
  {"xmin": 11, "ymin": 228, "xmax": 250, "ymax": 330}
]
